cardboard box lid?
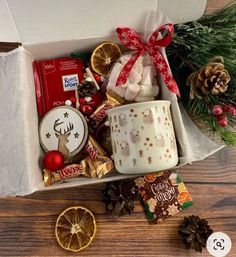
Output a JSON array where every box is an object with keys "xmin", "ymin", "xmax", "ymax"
[{"xmin": 1, "ymin": 0, "xmax": 207, "ymax": 45}]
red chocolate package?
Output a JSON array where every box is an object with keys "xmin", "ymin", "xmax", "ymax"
[{"xmin": 33, "ymin": 58, "xmax": 84, "ymax": 116}]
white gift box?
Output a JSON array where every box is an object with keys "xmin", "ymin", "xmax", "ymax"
[{"xmin": 0, "ymin": 0, "xmax": 223, "ymax": 196}]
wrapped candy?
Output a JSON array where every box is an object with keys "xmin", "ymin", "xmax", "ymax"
[
  {"xmin": 84, "ymin": 136, "xmax": 114, "ymax": 178},
  {"xmin": 44, "ymin": 136, "xmax": 114, "ymax": 186},
  {"xmin": 90, "ymin": 89, "xmax": 124, "ymax": 123}
]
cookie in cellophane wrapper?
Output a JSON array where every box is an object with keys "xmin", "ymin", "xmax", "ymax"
[{"xmin": 135, "ymin": 170, "xmax": 193, "ymax": 223}]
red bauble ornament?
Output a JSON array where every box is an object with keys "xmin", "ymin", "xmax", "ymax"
[
  {"xmin": 217, "ymin": 115, "xmax": 228, "ymax": 128},
  {"xmin": 212, "ymin": 105, "xmax": 222, "ymax": 116},
  {"xmin": 43, "ymin": 150, "xmax": 64, "ymax": 171}
]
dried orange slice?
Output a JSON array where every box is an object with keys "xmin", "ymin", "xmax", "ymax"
[
  {"xmin": 144, "ymin": 173, "xmax": 157, "ymax": 182},
  {"xmin": 91, "ymin": 42, "xmax": 121, "ymax": 76},
  {"xmin": 55, "ymin": 206, "xmax": 96, "ymax": 252},
  {"xmin": 178, "ymin": 191, "xmax": 192, "ymax": 205}
]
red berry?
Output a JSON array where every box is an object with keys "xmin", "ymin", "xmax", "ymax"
[
  {"xmin": 212, "ymin": 105, "xmax": 222, "ymax": 116},
  {"xmin": 81, "ymin": 104, "xmax": 93, "ymax": 115},
  {"xmin": 79, "ymin": 97, "xmax": 86, "ymax": 105},
  {"xmin": 43, "ymin": 150, "xmax": 64, "ymax": 171},
  {"xmin": 228, "ymin": 106, "xmax": 236, "ymax": 116},
  {"xmin": 70, "ymin": 97, "xmax": 76, "ymax": 104},
  {"xmin": 222, "ymin": 104, "xmax": 231, "ymax": 112},
  {"xmin": 93, "ymin": 73, "xmax": 102, "ymax": 82},
  {"xmin": 217, "ymin": 115, "xmax": 228, "ymax": 127}
]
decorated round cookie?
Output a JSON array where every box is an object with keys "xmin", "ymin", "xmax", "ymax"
[{"xmin": 39, "ymin": 106, "xmax": 88, "ymax": 159}]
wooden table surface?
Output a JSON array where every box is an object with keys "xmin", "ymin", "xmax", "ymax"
[
  {"xmin": 1, "ymin": 146, "xmax": 235, "ymax": 257},
  {"xmin": 1, "ymin": 0, "xmax": 235, "ymax": 256}
]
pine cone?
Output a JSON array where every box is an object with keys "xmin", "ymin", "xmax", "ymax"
[
  {"xmin": 179, "ymin": 215, "xmax": 213, "ymax": 252},
  {"xmin": 102, "ymin": 180, "xmax": 139, "ymax": 216},
  {"xmin": 78, "ymin": 80, "xmax": 97, "ymax": 97},
  {"xmin": 187, "ymin": 56, "xmax": 230, "ymax": 99}
]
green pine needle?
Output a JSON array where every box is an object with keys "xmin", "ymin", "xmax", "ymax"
[
  {"xmin": 216, "ymin": 129, "xmax": 236, "ymax": 146},
  {"xmin": 167, "ymin": 3, "xmax": 236, "ymax": 145},
  {"xmin": 71, "ymin": 51, "xmax": 91, "ymax": 64}
]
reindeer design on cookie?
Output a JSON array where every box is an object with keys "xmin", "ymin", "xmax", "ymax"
[
  {"xmin": 39, "ymin": 106, "xmax": 88, "ymax": 162},
  {"xmin": 53, "ymin": 119, "xmax": 74, "ymax": 159}
]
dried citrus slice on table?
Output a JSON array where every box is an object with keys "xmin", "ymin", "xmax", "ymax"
[
  {"xmin": 91, "ymin": 42, "xmax": 121, "ymax": 76},
  {"xmin": 55, "ymin": 206, "xmax": 96, "ymax": 252}
]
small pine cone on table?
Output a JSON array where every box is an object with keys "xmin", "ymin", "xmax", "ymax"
[
  {"xmin": 102, "ymin": 180, "xmax": 139, "ymax": 216},
  {"xmin": 186, "ymin": 56, "xmax": 231, "ymax": 99},
  {"xmin": 179, "ymin": 215, "xmax": 213, "ymax": 252}
]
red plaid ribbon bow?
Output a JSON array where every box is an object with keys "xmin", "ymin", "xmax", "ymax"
[{"xmin": 115, "ymin": 23, "xmax": 180, "ymax": 96}]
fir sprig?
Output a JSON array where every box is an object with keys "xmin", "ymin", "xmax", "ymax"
[{"xmin": 167, "ymin": 3, "xmax": 236, "ymax": 145}]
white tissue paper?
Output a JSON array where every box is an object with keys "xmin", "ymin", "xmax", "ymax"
[{"xmin": 0, "ymin": 48, "xmax": 44, "ymax": 196}]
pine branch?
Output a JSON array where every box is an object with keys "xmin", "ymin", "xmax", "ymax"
[
  {"xmin": 167, "ymin": 3, "xmax": 236, "ymax": 145},
  {"xmin": 193, "ymin": 113, "xmax": 236, "ymax": 146},
  {"xmin": 167, "ymin": 3, "xmax": 236, "ymax": 101},
  {"xmin": 216, "ymin": 129, "xmax": 236, "ymax": 146}
]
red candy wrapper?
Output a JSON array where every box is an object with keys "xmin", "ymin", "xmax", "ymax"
[
  {"xmin": 44, "ymin": 163, "xmax": 89, "ymax": 186},
  {"xmin": 135, "ymin": 170, "xmax": 193, "ymax": 223},
  {"xmin": 90, "ymin": 90, "xmax": 124, "ymax": 123},
  {"xmin": 33, "ymin": 58, "xmax": 84, "ymax": 116}
]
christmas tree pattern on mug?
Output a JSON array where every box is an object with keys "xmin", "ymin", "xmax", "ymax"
[{"xmin": 39, "ymin": 106, "xmax": 88, "ymax": 159}]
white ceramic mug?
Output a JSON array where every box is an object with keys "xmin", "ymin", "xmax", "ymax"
[{"xmin": 107, "ymin": 101, "xmax": 178, "ymax": 174}]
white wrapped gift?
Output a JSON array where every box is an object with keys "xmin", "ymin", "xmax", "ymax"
[{"xmin": 0, "ymin": 0, "xmax": 223, "ymax": 196}]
